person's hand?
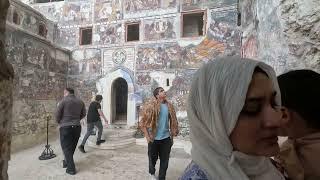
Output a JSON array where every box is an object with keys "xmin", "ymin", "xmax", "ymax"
[{"xmin": 146, "ymin": 136, "xmax": 152, "ymax": 143}]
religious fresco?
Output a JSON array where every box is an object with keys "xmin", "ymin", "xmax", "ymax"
[
  {"xmin": 56, "ymin": 28, "xmax": 77, "ymax": 48},
  {"xmin": 136, "ymin": 43, "xmax": 182, "ymax": 70},
  {"xmin": 94, "ymin": 0, "xmax": 122, "ymax": 23},
  {"xmin": 61, "ymin": 2, "xmax": 92, "ymax": 25},
  {"xmin": 94, "ymin": 24, "xmax": 122, "ymax": 45},
  {"xmin": 136, "ymin": 72, "xmax": 152, "ymax": 86},
  {"xmin": 182, "ymin": 0, "xmax": 237, "ymax": 11},
  {"xmin": 69, "ymin": 48, "xmax": 102, "ymax": 77},
  {"xmin": 21, "ymin": 12, "xmax": 39, "ymax": 34},
  {"xmin": 124, "ymin": 0, "xmax": 161, "ymax": 13},
  {"xmin": 144, "ymin": 18, "xmax": 176, "ymax": 41},
  {"xmin": 209, "ymin": 9, "xmax": 241, "ymax": 56}
]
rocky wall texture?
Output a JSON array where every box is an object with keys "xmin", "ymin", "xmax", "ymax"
[
  {"xmin": 0, "ymin": 0, "xmax": 13, "ymax": 179},
  {"xmin": 241, "ymin": 0, "xmax": 320, "ymax": 74}
]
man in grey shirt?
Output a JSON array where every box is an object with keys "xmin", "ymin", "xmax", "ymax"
[{"xmin": 56, "ymin": 88, "xmax": 86, "ymax": 175}]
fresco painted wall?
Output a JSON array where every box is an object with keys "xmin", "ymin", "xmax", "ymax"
[
  {"xmin": 5, "ymin": 0, "xmax": 70, "ymax": 151},
  {"xmin": 28, "ymin": 0, "xmax": 242, "ymax": 137}
]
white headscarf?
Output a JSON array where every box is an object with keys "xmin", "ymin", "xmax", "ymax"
[{"xmin": 188, "ymin": 56, "xmax": 285, "ymax": 180}]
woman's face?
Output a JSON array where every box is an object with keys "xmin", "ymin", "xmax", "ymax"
[{"xmin": 230, "ymin": 72, "xmax": 282, "ymax": 157}]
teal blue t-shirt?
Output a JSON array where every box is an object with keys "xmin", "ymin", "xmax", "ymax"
[{"xmin": 154, "ymin": 103, "xmax": 170, "ymax": 140}]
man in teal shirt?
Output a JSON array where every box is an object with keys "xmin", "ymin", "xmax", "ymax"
[{"xmin": 140, "ymin": 87, "xmax": 179, "ymax": 180}]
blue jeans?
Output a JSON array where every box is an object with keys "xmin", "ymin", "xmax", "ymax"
[{"xmin": 81, "ymin": 121, "xmax": 103, "ymax": 145}]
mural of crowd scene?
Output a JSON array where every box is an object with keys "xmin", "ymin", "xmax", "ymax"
[
  {"xmin": 182, "ymin": 0, "xmax": 237, "ymax": 11},
  {"xmin": 22, "ymin": 40, "xmax": 51, "ymax": 70},
  {"xmin": 94, "ymin": 24, "xmax": 122, "ymax": 45},
  {"xmin": 61, "ymin": 2, "xmax": 92, "ymax": 25},
  {"xmin": 17, "ymin": 68, "xmax": 37, "ymax": 99},
  {"xmin": 166, "ymin": 69, "xmax": 196, "ymax": 111},
  {"xmin": 136, "ymin": 72, "xmax": 152, "ymax": 86},
  {"xmin": 56, "ymin": 28, "xmax": 77, "ymax": 47},
  {"xmin": 47, "ymin": 73, "xmax": 67, "ymax": 100},
  {"xmin": 12, "ymin": 100, "xmax": 52, "ymax": 136},
  {"xmin": 21, "ymin": 11, "xmax": 39, "ymax": 34},
  {"xmin": 208, "ymin": 9, "xmax": 241, "ymax": 56},
  {"xmin": 124, "ymin": 0, "xmax": 161, "ymax": 13},
  {"xmin": 144, "ymin": 18, "xmax": 176, "ymax": 41},
  {"xmin": 94, "ymin": 0, "xmax": 122, "ymax": 23},
  {"xmin": 32, "ymin": 3, "xmax": 64, "ymax": 22},
  {"xmin": 67, "ymin": 77, "xmax": 98, "ymax": 106},
  {"xmin": 136, "ymin": 43, "xmax": 182, "ymax": 70},
  {"xmin": 5, "ymin": 31, "xmax": 24, "ymax": 66}
]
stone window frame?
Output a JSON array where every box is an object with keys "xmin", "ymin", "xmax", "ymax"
[
  {"xmin": 79, "ymin": 27, "xmax": 93, "ymax": 46},
  {"xmin": 38, "ymin": 23, "xmax": 47, "ymax": 38},
  {"xmin": 125, "ymin": 22, "xmax": 140, "ymax": 42},
  {"xmin": 181, "ymin": 10, "xmax": 207, "ymax": 38},
  {"xmin": 12, "ymin": 10, "xmax": 21, "ymax": 25}
]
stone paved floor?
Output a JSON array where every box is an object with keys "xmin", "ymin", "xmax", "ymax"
[{"xmin": 8, "ymin": 139, "xmax": 191, "ymax": 180}]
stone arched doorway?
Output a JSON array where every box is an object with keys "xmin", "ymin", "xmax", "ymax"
[{"xmin": 111, "ymin": 77, "xmax": 128, "ymax": 124}]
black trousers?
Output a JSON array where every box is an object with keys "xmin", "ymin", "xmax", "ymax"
[
  {"xmin": 148, "ymin": 137, "xmax": 173, "ymax": 180},
  {"xmin": 60, "ymin": 125, "xmax": 81, "ymax": 172}
]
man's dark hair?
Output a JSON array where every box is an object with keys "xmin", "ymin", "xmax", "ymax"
[
  {"xmin": 278, "ymin": 69, "xmax": 320, "ymax": 129},
  {"xmin": 95, "ymin": 95, "xmax": 103, "ymax": 101},
  {"xmin": 65, "ymin": 88, "xmax": 74, "ymax": 94},
  {"xmin": 153, "ymin": 87, "xmax": 163, "ymax": 99}
]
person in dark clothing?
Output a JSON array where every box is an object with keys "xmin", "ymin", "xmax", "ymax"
[
  {"xmin": 78, "ymin": 95, "xmax": 108, "ymax": 153},
  {"xmin": 55, "ymin": 88, "xmax": 86, "ymax": 175}
]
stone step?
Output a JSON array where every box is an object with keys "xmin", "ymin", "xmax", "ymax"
[{"xmin": 80, "ymin": 128, "xmax": 137, "ymax": 150}]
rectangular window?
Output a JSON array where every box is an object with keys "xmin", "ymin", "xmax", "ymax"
[
  {"xmin": 80, "ymin": 27, "xmax": 93, "ymax": 45},
  {"xmin": 126, "ymin": 23, "xmax": 140, "ymax": 42},
  {"xmin": 182, "ymin": 11, "xmax": 206, "ymax": 37}
]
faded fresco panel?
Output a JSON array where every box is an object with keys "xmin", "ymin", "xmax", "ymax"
[
  {"xmin": 144, "ymin": 18, "xmax": 176, "ymax": 41},
  {"xmin": 22, "ymin": 40, "xmax": 51, "ymax": 70},
  {"xmin": 56, "ymin": 28, "xmax": 77, "ymax": 48},
  {"xmin": 32, "ymin": 3, "xmax": 64, "ymax": 22},
  {"xmin": 69, "ymin": 48, "xmax": 101, "ymax": 77},
  {"xmin": 166, "ymin": 69, "xmax": 196, "ymax": 111},
  {"xmin": 94, "ymin": 24, "xmax": 122, "ymax": 45},
  {"xmin": 182, "ymin": 0, "xmax": 237, "ymax": 11},
  {"xmin": 162, "ymin": 0, "xmax": 177, "ymax": 8},
  {"xmin": 209, "ymin": 9, "xmax": 241, "ymax": 56},
  {"xmin": 136, "ymin": 72, "xmax": 152, "ymax": 86},
  {"xmin": 21, "ymin": 12, "xmax": 39, "ymax": 34},
  {"xmin": 5, "ymin": 30, "xmax": 24, "ymax": 66},
  {"xmin": 136, "ymin": 43, "xmax": 182, "ymax": 70},
  {"xmin": 241, "ymin": 35, "xmax": 258, "ymax": 59},
  {"xmin": 125, "ymin": 0, "xmax": 161, "ymax": 13},
  {"xmin": 241, "ymin": 0, "xmax": 255, "ymax": 28},
  {"xmin": 61, "ymin": 2, "xmax": 92, "ymax": 25},
  {"xmin": 94, "ymin": 0, "xmax": 122, "ymax": 23}
]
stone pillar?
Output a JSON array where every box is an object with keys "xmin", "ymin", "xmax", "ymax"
[{"xmin": 0, "ymin": 0, "xmax": 14, "ymax": 180}]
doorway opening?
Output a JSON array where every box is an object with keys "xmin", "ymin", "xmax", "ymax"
[{"xmin": 111, "ymin": 77, "xmax": 128, "ymax": 124}]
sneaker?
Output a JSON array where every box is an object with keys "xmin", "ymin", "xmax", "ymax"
[
  {"xmin": 78, "ymin": 145, "xmax": 86, "ymax": 153},
  {"xmin": 66, "ymin": 169, "xmax": 76, "ymax": 175},
  {"xmin": 96, "ymin": 139, "xmax": 106, "ymax": 145},
  {"xmin": 149, "ymin": 174, "xmax": 157, "ymax": 180}
]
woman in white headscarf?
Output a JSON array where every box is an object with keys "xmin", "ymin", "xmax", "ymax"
[{"xmin": 180, "ymin": 57, "xmax": 286, "ymax": 180}]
